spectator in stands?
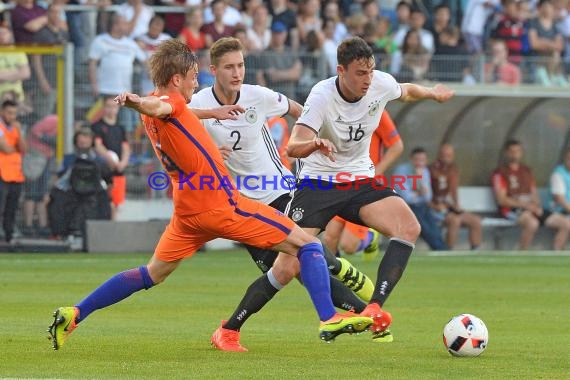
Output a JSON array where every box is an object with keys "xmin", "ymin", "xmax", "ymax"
[
  {"xmin": 91, "ymin": 96, "xmax": 131, "ymax": 220},
  {"xmin": 429, "ymin": 4, "xmax": 453, "ymax": 52},
  {"xmin": 430, "ymin": 26, "xmax": 475, "ymax": 83},
  {"xmin": 344, "ymin": 12, "xmax": 367, "ymax": 38},
  {"xmin": 246, "ymin": 4, "xmax": 271, "ymax": 51},
  {"xmin": 240, "ymin": 0, "xmax": 263, "ymax": 29},
  {"xmin": 363, "ymin": 20, "xmax": 388, "ymax": 58},
  {"xmin": 297, "ymin": 0, "xmax": 322, "ymax": 46},
  {"xmin": 393, "ymin": 0, "xmax": 412, "ymax": 38},
  {"xmin": 394, "ymin": 8, "xmax": 435, "ymax": 53},
  {"xmin": 30, "ymin": 3, "xmax": 68, "ymax": 120},
  {"xmin": 0, "ymin": 100, "xmax": 26, "ymax": 244},
  {"xmin": 201, "ymin": 0, "xmax": 236, "ymax": 46},
  {"xmin": 396, "ymin": 29, "xmax": 432, "ymax": 81},
  {"xmin": 529, "ymin": 0, "xmax": 567, "ymax": 85},
  {"xmin": 203, "ymin": 0, "xmax": 242, "ymax": 26},
  {"xmin": 269, "ymin": 0, "xmax": 299, "ymax": 50},
  {"xmin": 177, "ymin": 7, "xmax": 208, "ymax": 51},
  {"xmin": 158, "ymin": 0, "xmax": 192, "ymax": 37},
  {"xmin": 393, "ymin": 147, "xmax": 449, "ymax": 250},
  {"xmin": 22, "ymin": 114, "xmax": 57, "ymax": 238},
  {"xmin": 549, "ymin": 148, "xmax": 570, "ymax": 215},
  {"xmin": 484, "ymin": 39, "xmax": 522, "ymax": 84},
  {"xmin": 116, "ymin": 0, "xmax": 154, "ymax": 39},
  {"xmin": 322, "ymin": 18, "xmax": 339, "ymax": 76},
  {"xmin": 429, "ymin": 143, "xmax": 482, "ymax": 250},
  {"xmin": 557, "ymin": 0, "xmax": 570, "ymax": 73},
  {"xmin": 322, "ymin": 0, "xmax": 348, "ymax": 44},
  {"xmin": 88, "ymin": 13, "xmax": 146, "ymax": 133},
  {"xmin": 362, "ymin": 0, "xmax": 381, "ymax": 21},
  {"xmin": 461, "ymin": 0, "xmax": 500, "ymax": 54},
  {"xmin": 490, "ymin": 0, "xmax": 525, "ymax": 64},
  {"xmin": 298, "ymin": 29, "xmax": 326, "ymax": 101},
  {"xmin": 255, "ymin": 21, "xmax": 302, "ymax": 100},
  {"xmin": 197, "ymin": 49, "xmax": 215, "ymax": 89},
  {"xmin": 232, "ymin": 26, "xmax": 258, "ymax": 84},
  {"xmin": 136, "ymin": 15, "xmax": 171, "ymax": 95},
  {"xmin": 10, "ymin": 0, "xmax": 47, "ymax": 44},
  {"xmin": 48, "ymin": 127, "xmax": 111, "ymax": 244},
  {"xmin": 0, "ymin": 26, "xmax": 31, "ymax": 104},
  {"xmin": 492, "ymin": 139, "xmax": 570, "ymax": 250}
]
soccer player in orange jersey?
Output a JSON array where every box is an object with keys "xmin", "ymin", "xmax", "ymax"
[{"xmin": 47, "ymin": 39, "xmax": 372, "ymax": 351}]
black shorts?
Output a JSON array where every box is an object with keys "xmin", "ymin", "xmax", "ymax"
[
  {"xmin": 244, "ymin": 193, "xmax": 292, "ymax": 273},
  {"xmin": 287, "ymin": 178, "xmax": 400, "ymax": 231}
]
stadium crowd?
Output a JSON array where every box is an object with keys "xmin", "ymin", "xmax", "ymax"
[{"xmin": 1, "ymin": 0, "xmax": 570, "ymax": 250}]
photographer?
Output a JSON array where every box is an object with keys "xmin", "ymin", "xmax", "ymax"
[{"xmin": 47, "ymin": 128, "xmax": 112, "ymax": 246}]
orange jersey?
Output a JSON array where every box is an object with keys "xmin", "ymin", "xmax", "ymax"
[
  {"xmin": 142, "ymin": 92, "xmax": 239, "ymax": 215},
  {"xmin": 0, "ymin": 122, "xmax": 24, "ymax": 183},
  {"xmin": 267, "ymin": 116, "xmax": 291, "ymax": 170},
  {"xmin": 369, "ymin": 110, "xmax": 400, "ymax": 166}
]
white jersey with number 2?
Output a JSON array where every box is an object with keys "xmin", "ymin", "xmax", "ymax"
[
  {"xmin": 189, "ymin": 84, "xmax": 294, "ymax": 204},
  {"xmin": 296, "ymin": 71, "xmax": 402, "ymax": 182}
]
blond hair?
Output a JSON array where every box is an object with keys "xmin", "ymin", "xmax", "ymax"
[
  {"xmin": 209, "ymin": 37, "xmax": 243, "ymax": 67},
  {"xmin": 149, "ymin": 39, "xmax": 198, "ymax": 88}
]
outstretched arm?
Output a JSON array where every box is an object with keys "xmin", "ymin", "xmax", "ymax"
[
  {"xmin": 399, "ymin": 83, "xmax": 454, "ymax": 103},
  {"xmin": 114, "ymin": 92, "xmax": 172, "ymax": 118},
  {"xmin": 191, "ymin": 105, "xmax": 245, "ymax": 120}
]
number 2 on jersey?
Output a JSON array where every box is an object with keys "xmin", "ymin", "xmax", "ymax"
[{"xmin": 230, "ymin": 130, "xmax": 242, "ymax": 151}]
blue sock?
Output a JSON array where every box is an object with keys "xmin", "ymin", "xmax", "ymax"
[
  {"xmin": 357, "ymin": 230, "xmax": 374, "ymax": 252},
  {"xmin": 298, "ymin": 242, "xmax": 336, "ymax": 321},
  {"xmin": 75, "ymin": 266, "xmax": 154, "ymax": 323}
]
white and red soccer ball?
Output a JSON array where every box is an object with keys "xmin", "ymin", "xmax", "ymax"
[{"xmin": 443, "ymin": 314, "xmax": 489, "ymax": 357}]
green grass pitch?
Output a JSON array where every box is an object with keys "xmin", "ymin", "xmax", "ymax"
[{"xmin": 1, "ymin": 250, "xmax": 569, "ymax": 379}]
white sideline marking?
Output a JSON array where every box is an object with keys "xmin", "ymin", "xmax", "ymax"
[{"xmin": 424, "ymin": 250, "xmax": 570, "ymax": 257}]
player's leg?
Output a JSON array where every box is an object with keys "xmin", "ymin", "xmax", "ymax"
[
  {"xmin": 354, "ymin": 194, "xmax": 420, "ymax": 335},
  {"xmin": 220, "ymin": 198, "xmax": 372, "ymax": 342},
  {"xmin": 517, "ymin": 211, "xmax": 539, "ymax": 249},
  {"xmin": 272, "ymin": 226, "xmax": 373, "ymax": 341},
  {"xmin": 47, "ymin": 217, "xmax": 205, "ymax": 350},
  {"xmin": 322, "ymin": 219, "xmax": 375, "ymax": 302},
  {"xmin": 322, "ymin": 216, "xmax": 346, "ymax": 256},
  {"xmin": 444, "ymin": 212, "xmax": 462, "ymax": 249},
  {"xmin": 2, "ymin": 183, "xmax": 22, "ymax": 242},
  {"xmin": 543, "ymin": 212, "xmax": 570, "ymax": 250},
  {"xmin": 341, "ymin": 221, "xmax": 380, "ymax": 262},
  {"xmin": 460, "ymin": 212, "xmax": 482, "ymax": 250}
]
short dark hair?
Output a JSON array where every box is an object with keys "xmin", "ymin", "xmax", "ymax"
[
  {"xmin": 337, "ymin": 37, "xmax": 373, "ymax": 67},
  {"xmin": 73, "ymin": 127, "xmax": 94, "ymax": 146},
  {"xmin": 503, "ymin": 138, "xmax": 522, "ymax": 150},
  {"xmin": 1, "ymin": 100, "xmax": 17, "ymax": 109},
  {"xmin": 396, "ymin": 1, "xmax": 411, "ymax": 11},
  {"xmin": 411, "ymin": 146, "xmax": 426, "ymax": 156}
]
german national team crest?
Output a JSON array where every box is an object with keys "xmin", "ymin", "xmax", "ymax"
[
  {"xmin": 245, "ymin": 109, "xmax": 257, "ymax": 124},
  {"xmin": 368, "ymin": 101, "xmax": 380, "ymax": 116},
  {"xmin": 291, "ymin": 207, "xmax": 304, "ymax": 222}
]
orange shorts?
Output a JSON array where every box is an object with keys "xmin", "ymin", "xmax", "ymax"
[
  {"xmin": 110, "ymin": 175, "xmax": 126, "ymax": 206},
  {"xmin": 331, "ymin": 216, "xmax": 369, "ymax": 240},
  {"xmin": 154, "ymin": 195, "xmax": 295, "ymax": 262}
]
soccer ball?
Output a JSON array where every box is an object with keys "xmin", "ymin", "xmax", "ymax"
[{"xmin": 443, "ymin": 314, "xmax": 488, "ymax": 357}]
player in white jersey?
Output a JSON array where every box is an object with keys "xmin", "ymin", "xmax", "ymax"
[
  {"xmin": 287, "ymin": 37, "xmax": 454, "ymax": 340},
  {"xmin": 190, "ymin": 37, "xmax": 373, "ymax": 351}
]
